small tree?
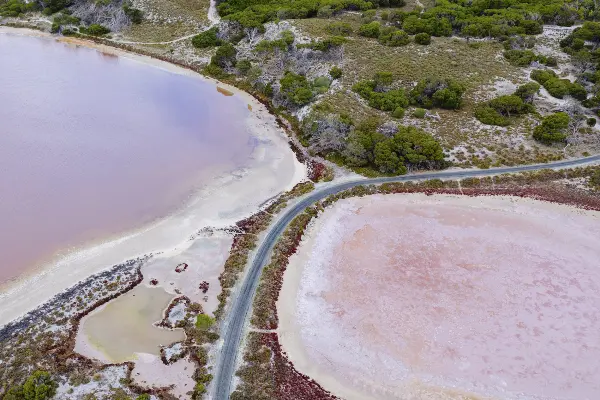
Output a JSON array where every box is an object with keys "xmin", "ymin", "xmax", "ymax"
[
  {"xmin": 514, "ymin": 82, "xmax": 540, "ymax": 103},
  {"xmin": 533, "ymin": 112, "xmax": 570, "ymax": 144},
  {"xmin": 211, "ymin": 43, "xmax": 237, "ymax": 68}
]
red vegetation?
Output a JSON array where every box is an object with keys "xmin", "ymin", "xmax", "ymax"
[
  {"xmin": 149, "ymin": 279, "xmax": 159, "ymax": 286},
  {"xmin": 307, "ymin": 160, "xmax": 327, "ymax": 182},
  {"xmin": 199, "ymin": 281, "xmax": 210, "ymax": 294},
  {"xmin": 175, "ymin": 263, "xmax": 188, "ymax": 273},
  {"xmin": 261, "ymin": 332, "xmax": 339, "ymax": 400}
]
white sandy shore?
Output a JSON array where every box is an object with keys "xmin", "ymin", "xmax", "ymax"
[
  {"xmin": 277, "ymin": 193, "xmax": 600, "ymax": 400},
  {"xmin": 0, "ymin": 25, "xmax": 307, "ymax": 327}
]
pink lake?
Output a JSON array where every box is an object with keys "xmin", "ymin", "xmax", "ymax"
[
  {"xmin": 0, "ymin": 33, "xmax": 252, "ymax": 284},
  {"xmin": 286, "ymin": 194, "xmax": 600, "ymax": 400}
]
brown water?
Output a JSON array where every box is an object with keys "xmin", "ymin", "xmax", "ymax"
[
  {"xmin": 81, "ymin": 286, "xmax": 185, "ymax": 362},
  {"xmin": 0, "ymin": 33, "xmax": 252, "ymax": 284}
]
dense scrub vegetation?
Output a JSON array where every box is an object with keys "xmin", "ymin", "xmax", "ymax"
[
  {"xmin": 3, "ymin": 370, "xmax": 57, "ymax": 400},
  {"xmin": 475, "ymin": 82, "xmax": 538, "ymax": 126},
  {"xmin": 215, "ymin": 0, "xmax": 599, "ymax": 33},
  {"xmin": 531, "ymin": 69, "xmax": 587, "ymax": 100},
  {"xmin": 0, "ymin": 0, "xmax": 38, "ymax": 17},
  {"xmin": 533, "ymin": 112, "xmax": 571, "ymax": 144},
  {"xmin": 560, "ymin": 21, "xmax": 600, "ymax": 113},
  {"xmin": 192, "ymin": 27, "xmax": 222, "ymax": 48},
  {"xmin": 409, "ymin": 77, "xmax": 465, "ymax": 109},
  {"xmin": 342, "ymin": 118, "xmax": 446, "ymax": 174}
]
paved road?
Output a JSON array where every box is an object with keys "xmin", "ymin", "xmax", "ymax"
[{"xmin": 213, "ymin": 154, "xmax": 600, "ymax": 399}]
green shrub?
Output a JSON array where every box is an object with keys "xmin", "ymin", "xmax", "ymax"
[
  {"xmin": 352, "ymin": 75, "xmax": 409, "ymax": 113},
  {"xmin": 514, "ymin": 82, "xmax": 540, "ymax": 102},
  {"xmin": 193, "ymin": 383, "xmax": 206, "ymax": 399},
  {"xmin": 359, "ymin": 21, "xmax": 381, "ymax": 38},
  {"xmin": 410, "ymin": 78, "xmax": 465, "ymax": 110},
  {"xmin": 0, "ymin": 0, "xmax": 39, "ymax": 17},
  {"xmin": 81, "ymin": 24, "xmax": 110, "ymax": 36},
  {"xmin": 192, "ymin": 27, "xmax": 221, "ymax": 48},
  {"xmin": 530, "ymin": 69, "xmax": 558, "ymax": 85},
  {"xmin": 544, "ymin": 78, "xmax": 571, "ymax": 98},
  {"xmin": 136, "ymin": 395, "xmax": 151, "ymax": 400},
  {"xmin": 329, "ymin": 66, "xmax": 343, "ymax": 79},
  {"xmin": 203, "ymin": 63, "xmax": 227, "ymax": 79},
  {"xmin": 313, "ymin": 76, "xmax": 331, "ymax": 94},
  {"xmin": 503, "ymin": 49, "xmax": 538, "ymax": 66},
  {"xmin": 533, "ymin": 112, "xmax": 570, "ymax": 144},
  {"xmin": 211, "ymin": 43, "xmax": 237, "ymax": 68},
  {"xmin": 4, "ymin": 371, "xmax": 57, "ymax": 400},
  {"xmin": 344, "ymin": 122, "xmax": 443, "ymax": 174},
  {"xmin": 414, "ymin": 32, "xmax": 431, "ymax": 45},
  {"xmin": 474, "ymin": 105, "xmax": 510, "ymax": 126},
  {"xmin": 327, "ymin": 21, "xmax": 353, "ymax": 36},
  {"xmin": 587, "ymin": 117, "xmax": 597, "ymax": 126},
  {"xmin": 123, "ymin": 3, "xmax": 143, "ymax": 24},
  {"xmin": 392, "ymin": 107, "xmax": 405, "ymax": 118},
  {"xmin": 196, "ymin": 314, "xmax": 216, "ymax": 330},
  {"xmin": 280, "ymin": 71, "xmax": 313, "ymax": 106},
  {"xmin": 379, "ymin": 29, "xmax": 410, "ymax": 46},
  {"xmin": 317, "ymin": 4, "xmax": 333, "ymax": 18},
  {"xmin": 236, "ymin": 59, "xmax": 252, "ymax": 74},
  {"xmin": 531, "ymin": 69, "xmax": 586, "ymax": 100},
  {"xmin": 413, "ymin": 108, "xmax": 426, "ymax": 118}
]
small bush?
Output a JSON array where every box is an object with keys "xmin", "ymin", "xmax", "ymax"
[
  {"xmin": 211, "ymin": 43, "xmax": 237, "ymax": 68},
  {"xmin": 379, "ymin": 29, "xmax": 410, "ymax": 46},
  {"xmin": 474, "ymin": 105, "xmax": 510, "ymax": 126},
  {"xmin": 123, "ymin": 3, "xmax": 143, "ymax": 24},
  {"xmin": 313, "ymin": 76, "xmax": 331, "ymax": 94},
  {"xmin": 392, "ymin": 107, "xmax": 405, "ymax": 118},
  {"xmin": 359, "ymin": 21, "xmax": 381, "ymax": 38},
  {"xmin": 413, "ymin": 108, "xmax": 426, "ymax": 118},
  {"xmin": 414, "ymin": 32, "xmax": 431, "ymax": 45},
  {"xmin": 503, "ymin": 49, "xmax": 537, "ymax": 66},
  {"xmin": 192, "ymin": 27, "xmax": 221, "ymax": 48},
  {"xmin": 326, "ymin": 21, "xmax": 352, "ymax": 36},
  {"xmin": 196, "ymin": 314, "xmax": 216, "ymax": 330},
  {"xmin": 329, "ymin": 66, "xmax": 343, "ymax": 79},
  {"xmin": 533, "ymin": 112, "xmax": 570, "ymax": 144},
  {"xmin": 280, "ymin": 71, "xmax": 313, "ymax": 106},
  {"xmin": 587, "ymin": 117, "xmax": 597, "ymax": 127},
  {"xmin": 81, "ymin": 24, "xmax": 110, "ymax": 36},
  {"xmin": 514, "ymin": 82, "xmax": 540, "ymax": 102},
  {"xmin": 410, "ymin": 78, "xmax": 465, "ymax": 110}
]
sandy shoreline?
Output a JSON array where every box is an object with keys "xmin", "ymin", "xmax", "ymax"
[
  {"xmin": 0, "ymin": 25, "xmax": 307, "ymax": 328},
  {"xmin": 277, "ymin": 193, "xmax": 600, "ymax": 400}
]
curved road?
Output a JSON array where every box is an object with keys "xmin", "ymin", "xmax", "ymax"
[{"xmin": 213, "ymin": 154, "xmax": 600, "ymax": 399}]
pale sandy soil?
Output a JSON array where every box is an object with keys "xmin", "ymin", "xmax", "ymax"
[
  {"xmin": 278, "ymin": 194, "xmax": 600, "ymax": 400},
  {"xmin": 141, "ymin": 229, "xmax": 233, "ymax": 315},
  {"xmin": 132, "ymin": 353, "xmax": 196, "ymax": 398},
  {"xmin": 0, "ymin": 26, "xmax": 307, "ymax": 327}
]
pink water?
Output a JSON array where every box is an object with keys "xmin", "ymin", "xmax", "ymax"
[
  {"xmin": 294, "ymin": 195, "xmax": 600, "ymax": 399},
  {"xmin": 0, "ymin": 33, "xmax": 252, "ymax": 284}
]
